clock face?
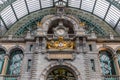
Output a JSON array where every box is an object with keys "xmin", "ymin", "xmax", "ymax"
[{"xmin": 56, "ymin": 28, "xmax": 65, "ymax": 36}]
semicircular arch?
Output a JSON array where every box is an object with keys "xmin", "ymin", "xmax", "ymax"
[
  {"xmin": 40, "ymin": 62, "xmax": 81, "ymax": 80},
  {"xmin": 8, "ymin": 45, "xmax": 25, "ymax": 55},
  {"xmin": 0, "ymin": 45, "xmax": 8, "ymax": 53},
  {"xmin": 98, "ymin": 46, "xmax": 115, "ymax": 55},
  {"xmin": 4, "ymin": 8, "xmax": 117, "ymax": 36}
]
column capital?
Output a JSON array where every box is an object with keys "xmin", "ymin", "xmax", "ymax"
[
  {"xmin": 4, "ymin": 54, "xmax": 9, "ymax": 60},
  {"xmin": 113, "ymin": 54, "xmax": 119, "ymax": 61},
  {"xmin": 113, "ymin": 54, "xmax": 120, "ymax": 75}
]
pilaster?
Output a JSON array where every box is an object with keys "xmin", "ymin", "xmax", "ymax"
[
  {"xmin": 1, "ymin": 55, "xmax": 9, "ymax": 75},
  {"xmin": 113, "ymin": 54, "xmax": 120, "ymax": 75}
]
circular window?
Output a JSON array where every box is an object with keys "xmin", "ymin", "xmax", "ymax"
[{"xmin": 47, "ymin": 68, "xmax": 76, "ymax": 80}]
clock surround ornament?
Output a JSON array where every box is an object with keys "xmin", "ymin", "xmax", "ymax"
[{"xmin": 54, "ymin": 21, "xmax": 68, "ymax": 37}]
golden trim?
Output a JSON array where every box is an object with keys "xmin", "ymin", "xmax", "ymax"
[
  {"xmin": 47, "ymin": 37, "xmax": 74, "ymax": 50},
  {"xmin": 37, "ymin": 22, "xmax": 42, "ymax": 27},
  {"xmin": 79, "ymin": 22, "xmax": 85, "ymax": 26}
]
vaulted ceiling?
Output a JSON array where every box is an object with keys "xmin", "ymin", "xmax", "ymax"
[{"xmin": 0, "ymin": 0, "xmax": 120, "ymax": 35}]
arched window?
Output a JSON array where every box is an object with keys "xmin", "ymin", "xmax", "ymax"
[
  {"xmin": 7, "ymin": 49, "xmax": 23, "ymax": 75},
  {"xmin": 47, "ymin": 67, "xmax": 76, "ymax": 80},
  {"xmin": 116, "ymin": 50, "xmax": 120, "ymax": 67},
  {"xmin": 0, "ymin": 48, "xmax": 5, "ymax": 74},
  {"xmin": 99, "ymin": 50, "xmax": 116, "ymax": 75}
]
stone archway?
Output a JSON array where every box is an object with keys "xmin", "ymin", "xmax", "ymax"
[
  {"xmin": 39, "ymin": 62, "xmax": 81, "ymax": 80},
  {"xmin": 46, "ymin": 66, "xmax": 76, "ymax": 80},
  {"xmin": 42, "ymin": 15, "xmax": 79, "ymax": 33}
]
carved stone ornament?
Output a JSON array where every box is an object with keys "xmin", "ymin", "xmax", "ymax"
[{"xmin": 47, "ymin": 37, "xmax": 74, "ymax": 50}]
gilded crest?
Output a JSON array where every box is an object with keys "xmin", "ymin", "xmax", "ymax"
[{"xmin": 47, "ymin": 37, "xmax": 74, "ymax": 50}]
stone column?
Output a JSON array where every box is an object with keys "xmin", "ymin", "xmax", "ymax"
[
  {"xmin": 76, "ymin": 38, "xmax": 80, "ymax": 52},
  {"xmin": 113, "ymin": 55, "xmax": 120, "ymax": 75},
  {"xmin": 41, "ymin": 38, "xmax": 46, "ymax": 52},
  {"xmin": 1, "ymin": 55, "xmax": 9, "ymax": 75}
]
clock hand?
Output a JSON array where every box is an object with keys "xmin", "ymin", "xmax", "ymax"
[
  {"xmin": 60, "ymin": 30, "xmax": 62, "ymax": 33},
  {"xmin": 60, "ymin": 30, "xmax": 64, "ymax": 33}
]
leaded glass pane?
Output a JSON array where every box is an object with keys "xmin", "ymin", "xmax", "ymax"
[
  {"xmin": 0, "ymin": 49, "xmax": 5, "ymax": 73},
  {"xmin": 41, "ymin": 0, "xmax": 53, "ymax": 8},
  {"xmin": 93, "ymin": 0, "xmax": 110, "ymax": 19},
  {"xmin": 68, "ymin": 0, "xmax": 81, "ymax": 8},
  {"xmin": 99, "ymin": 50, "xmax": 116, "ymax": 75},
  {"xmin": 81, "ymin": 0, "xmax": 95, "ymax": 12},
  {"xmin": 105, "ymin": 5, "xmax": 120, "ymax": 27},
  {"xmin": 12, "ymin": 0, "xmax": 28, "ymax": 19},
  {"xmin": 8, "ymin": 49, "xmax": 23, "ymax": 75},
  {"xmin": 26, "ymin": 0, "xmax": 41, "ymax": 12},
  {"xmin": 1, "ymin": 5, "xmax": 17, "ymax": 27}
]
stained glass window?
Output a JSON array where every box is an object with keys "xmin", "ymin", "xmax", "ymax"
[
  {"xmin": 99, "ymin": 50, "xmax": 116, "ymax": 75},
  {"xmin": 116, "ymin": 50, "xmax": 120, "ymax": 67},
  {"xmin": 7, "ymin": 49, "xmax": 23, "ymax": 75},
  {"xmin": 0, "ymin": 48, "xmax": 5, "ymax": 74}
]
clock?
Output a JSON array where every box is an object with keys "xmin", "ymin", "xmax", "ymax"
[
  {"xmin": 56, "ymin": 28, "xmax": 65, "ymax": 36},
  {"xmin": 54, "ymin": 21, "xmax": 68, "ymax": 37}
]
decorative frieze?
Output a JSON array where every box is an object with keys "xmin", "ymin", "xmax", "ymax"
[{"xmin": 47, "ymin": 53, "xmax": 74, "ymax": 60}]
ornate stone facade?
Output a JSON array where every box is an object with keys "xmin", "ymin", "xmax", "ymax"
[{"xmin": 0, "ymin": 14, "xmax": 120, "ymax": 80}]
